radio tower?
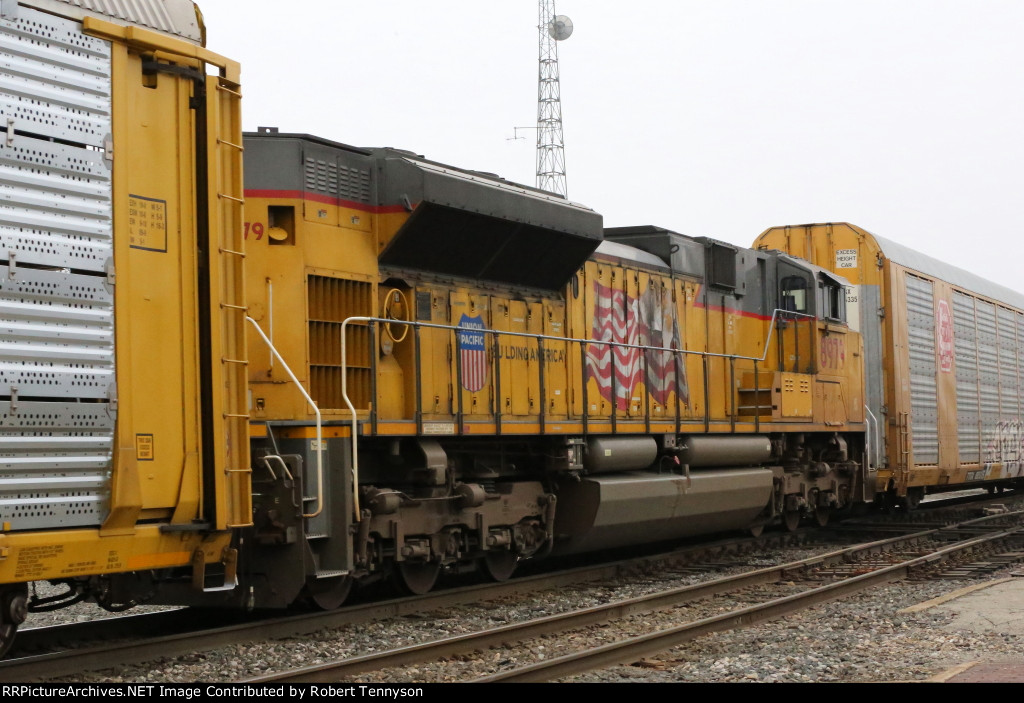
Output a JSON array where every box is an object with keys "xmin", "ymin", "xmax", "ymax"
[{"xmin": 536, "ymin": 2, "xmax": 573, "ymax": 197}]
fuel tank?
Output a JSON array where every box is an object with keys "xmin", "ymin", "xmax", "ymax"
[{"xmin": 551, "ymin": 468, "xmax": 773, "ymax": 554}]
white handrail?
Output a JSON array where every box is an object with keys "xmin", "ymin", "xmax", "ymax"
[
  {"xmin": 338, "ymin": 308, "xmax": 829, "ymax": 519},
  {"xmin": 246, "ymin": 316, "xmax": 324, "ymax": 518}
]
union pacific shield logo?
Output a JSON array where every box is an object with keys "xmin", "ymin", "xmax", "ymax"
[{"xmin": 457, "ymin": 314, "xmax": 488, "ymax": 392}]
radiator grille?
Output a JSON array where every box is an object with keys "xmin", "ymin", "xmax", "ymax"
[{"xmin": 307, "ymin": 275, "xmax": 372, "ymax": 411}]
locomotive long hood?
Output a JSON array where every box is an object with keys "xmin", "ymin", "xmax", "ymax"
[{"xmin": 377, "ymin": 156, "xmax": 603, "ymax": 290}]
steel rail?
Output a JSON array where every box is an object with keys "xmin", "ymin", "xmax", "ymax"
[
  {"xmin": 239, "ymin": 512, "xmax": 1024, "ymax": 683},
  {"xmin": 0, "ymin": 533, "xmax": 794, "ymax": 682},
  {"xmin": 475, "ymin": 525, "xmax": 1024, "ymax": 682}
]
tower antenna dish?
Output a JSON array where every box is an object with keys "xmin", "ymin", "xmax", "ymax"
[
  {"xmin": 549, "ymin": 15, "xmax": 573, "ymax": 41},
  {"xmin": 536, "ymin": 2, "xmax": 570, "ymax": 197}
]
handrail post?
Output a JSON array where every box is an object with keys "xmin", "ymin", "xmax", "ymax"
[
  {"xmin": 581, "ymin": 340, "xmax": 589, "ymax": 436},
  {"xmin": 455, "ymin": 326, "xmax": 464, "ymax": 434},
  {"xmin": 674, "ymin": 349, "xmax": 682, "ymax": 437},
  {"xmin": 642, "ymin": 343, "xmax": 651, "ymax": 433},
  {"xmin": 537, "ymin": 336, "xmax": 546, "ymax": 434},
  {"xmin": 729, "ymin": 355, "xmax": 736, "ymax": 432},
  {"xmin": 491, "ymin": 330, "xmax": 502, "ymax": 436},
  {"xmin": 754, "ymin": 360, "xmax": 760, "ymax": 433},
  {"xmin": 609, "ymin": 339, "xmax": 618, "ymax": 434},
  {"xmin": 369, "ymin": 321, "xmax": 378, "ymax": 435},
  {"xmin": 702, "ymin": 354, "xmax": 710, "ymax": 433},
  {"xmin": 414, "ymin": 325, "xmax": 423, "ymax": 435},
  {"xmin": 246, "ymin": 316, "xmax": 325, "ymax": 519}
]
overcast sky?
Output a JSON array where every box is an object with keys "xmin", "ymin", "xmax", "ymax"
[{"xmin": 197, "ymin": 0, "xmax": 1024, "ymax": 293}]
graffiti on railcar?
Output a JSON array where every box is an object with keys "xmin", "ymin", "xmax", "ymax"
[
  {"xmin": 586, "ymin": 280, "xmax": 689, "ymax": 410},
  {"xmin": 983, "ymin": 420, "xmax": 1024, "ymax": 478}
]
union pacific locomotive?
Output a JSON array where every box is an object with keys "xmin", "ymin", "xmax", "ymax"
[{"xmin": 0, "ymin": 0, "xmax": 1020, "ymax": 655}]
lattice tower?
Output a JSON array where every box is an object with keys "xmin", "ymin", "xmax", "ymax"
[{"xmin": 536, "ymin": 0, "xmax": 568, "ymax": 197}]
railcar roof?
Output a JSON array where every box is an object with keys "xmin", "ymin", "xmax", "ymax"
[
  {"xmin": 23, "ymin": 0, "xmax": 204, "ymax": 43},
  {"xmin": 868, "ymin": 230, "xmax": 1024, "ymax": 311}
]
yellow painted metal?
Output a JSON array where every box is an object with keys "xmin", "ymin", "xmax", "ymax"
[
  {"xmin": 243, "ymin": 193, "xmax": 379, "ymax": 421},
  {"xmin": 780, "ymin": 372, "xmax": 814, "ymax": 417},
  {"xmin": 83, "ymin": 17, "xmax": 241, "ymax": 84},
  {"xmin": 245, "ymin": 187, "xmax": 865, "ymax": 448},
  {"xmin": 755, "ymin": 222, "xmax": 1010, "ymax": 494},
  {"xmin": 205, "ymin": 72, "xmax": 250, "ymax": 530},
  {"xmin": 66, "ymin": 13, "xmax": 245, "ymax": 572},
  {"xmin": 0, "ymin": 526, "xmax": 230, "ymax": 583}
]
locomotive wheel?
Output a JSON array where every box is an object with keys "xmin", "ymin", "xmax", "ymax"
[
  {"xmin": 783, "ymin": 510, "xmax": 801, "ymax": 532},
  {"xmin": 303, "ymin": 575, "xmax": 353, "ymax": 610},
  {"xmin": 394, "ymin": 561, "xmax": 441, "ymax": 595},
  {"xmin": 479, "ymin": 550, "xmax": 518, "ymax": 582},
  {"xmin": 814, "ymin": 506, "xmax": 830, "ymax": 528}
]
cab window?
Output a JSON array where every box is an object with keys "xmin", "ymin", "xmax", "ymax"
[
  {"xmin": 818, "ymin": 275, "xmax": 847, "ymax": 323},
  {"xmin": 780, "ymin": 275, "xmax": 810, "ymax": 314}
]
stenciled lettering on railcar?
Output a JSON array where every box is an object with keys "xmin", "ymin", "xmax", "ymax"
[
  {"xmin": 128, "ymin": 195, "xmax": 168, "ymax": 253},
  {"xmin": 936, "ymin": 299, "xmax": 954, "ymax": 373},
  {"xmin": 835, "ymin": 249, "xmax": 858, "ymax": 269}
]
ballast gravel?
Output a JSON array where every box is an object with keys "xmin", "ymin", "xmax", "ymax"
[{"xmin": 32, "ymin": 542, "xmax": 1024, "ymax": 684}]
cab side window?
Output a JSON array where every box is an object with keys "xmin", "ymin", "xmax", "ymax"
[
  {"xmin": 780, "ymin": 275, "xmax": 809, "ymax": 314},
  {"xmin": 818, "ymin": 276, "xmax": 847, "ymax": 323}
]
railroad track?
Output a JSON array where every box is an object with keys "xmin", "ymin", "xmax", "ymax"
[
  {"xmin": 229, "ymin": 511, "xmax": 1024, "ymax": 683},
  {"xmin": 2, "ymin": 490, "xmax": 1015, "ymax": 682},
  {"xmin": 0, "ymin": 531, "xmax": 810, "ymax": 682}
]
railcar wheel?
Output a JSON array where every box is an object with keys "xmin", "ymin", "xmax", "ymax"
[
  {"xmin": 0, "ymin": 584, "xmax": 28, "ymax": 658},
  {"xmin": 303, "ymin": 575, "xmax": 353, "ymax": 610},
  {"xmin": 903, "ymin": 488, "xmax": 923, "ymax": 511},
  {"xmin": 479, "ymin": 550, "xmax": 518, "ymax": 582},
  {"xmin": 394, "ymin": 561, "xmax": 441, "ymax": 595},
  {"xmin": 783, "ymin": 510, "xmax": 801, "ymax": 532},
  {"xmin": 814, "ymin": 506, "xmax": 830, "ymax": 528},
  {"xmin": 0, "ymin": 621, "xmax": 15, "ymax": 658}
]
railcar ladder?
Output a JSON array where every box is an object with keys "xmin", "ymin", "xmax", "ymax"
[{"xmin": 210, "ymin": 73, "xmax": 253, "ymax": 531}]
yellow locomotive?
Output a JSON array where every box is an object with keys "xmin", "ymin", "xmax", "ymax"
[{"xmin": 218, "ymin": 130, "xmax": 868, "ymax": 607}]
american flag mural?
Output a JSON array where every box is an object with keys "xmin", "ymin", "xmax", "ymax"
[
  {"xmin": 586, "ymin": 280, "xmax": 688, "ymax": 410},
  {"xmin": 457, "ymin": 313, "xmax": 488, "ymax": 392}
]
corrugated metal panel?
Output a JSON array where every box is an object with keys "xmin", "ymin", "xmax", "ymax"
[
  {"xmin": 0, "ymin": 8, "xmax": 111, "ymax": 147},
  {"xmin": 954, "ymin": 292, "xmax": 980, "ymax": 462},
  {"xmin": 18, "ymin": 0, "xmax": 202, "ymax": 44},
  {"xmin": 0, "ymin": 6, "xmax": 113, "ymax": 530},
  {"xmin": 1019, "ymin": 312, "xmax": 1024, "ymax": 415},
  {"xmin": 996, "ymin": 307, "xmax": 1020, "ymax": 420},
  {"xmin": 976, "ymin": 301, "xmax": 1000, "ymax": 454},
  {"xmin": 906, "ymin": 274, "xmax": 938, "ymax": 463}
]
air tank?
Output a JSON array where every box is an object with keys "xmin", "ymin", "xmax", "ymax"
[
  {"xmin": 583, "ymin": 436, "xmax": 658, "ymax": 474},
  {"xmin": 678, "ymin": 435, "xmax": 772, "ymax": 467}
]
